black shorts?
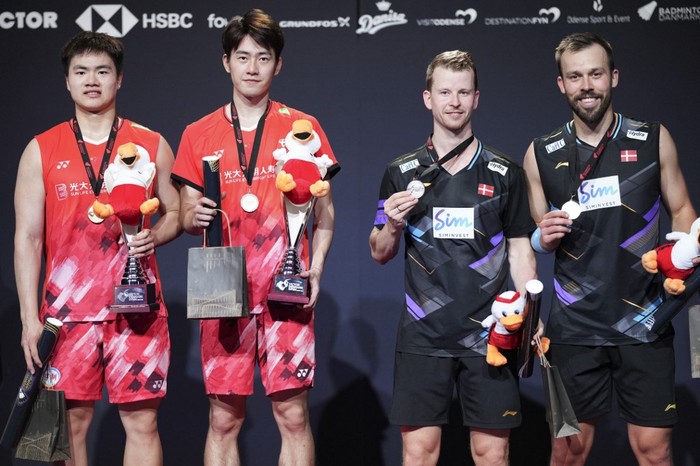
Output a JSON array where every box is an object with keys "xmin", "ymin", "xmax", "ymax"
[
  {"xmin": 389, "ymin": 351, "xmax": 521, "ymax": 429},
  {"xmin": 548, "ymin": 334, "xmax": 677, "ymax": 427}
]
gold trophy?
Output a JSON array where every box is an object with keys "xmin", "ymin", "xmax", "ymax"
[
  {"xmin": 268, "ymin": 120, "xmax": 333, "ymax": 305},
  {"xmin": 92, "ymin": 142, "xmax": 160, "ymax": 312}
]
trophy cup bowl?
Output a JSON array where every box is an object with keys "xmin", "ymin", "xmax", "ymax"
[
  {"xmin": 111, "ymin": 220, "xmax": 159, "ymax": 312},
  {"xmin": 267, "ymin": 198, "xmax": 313, "ymax": 306}
]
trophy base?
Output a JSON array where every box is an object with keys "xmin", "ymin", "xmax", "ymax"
[
  {"xmin": 111, "ymin": 283, "xmax": 159, "ymax": 313},
  {"xmin": 267, "ymin": 274, "xmax": 309, "ymax": 305}
]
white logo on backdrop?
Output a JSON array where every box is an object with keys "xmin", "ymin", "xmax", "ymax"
[
  {"xmin": 356, "ymin": 1, "xmax": 407, "ymax": 35},
  {"xmin": 538, "ymin": 7, "xmax": 561, "ymax": 22},
  {"xmin": 416, "ymin": 8, "xmax": 477, "ymax": 26},
  {"xmin": 484, "ymin": 7, "xmax": 560, "ymax": 25},
  {"xmin": 638, "ymin": 1, "xmax": 658, "ymax": 20},
  {"xmin": 76, "ymin": 5, "xmax": 138, "ymax": 37}
]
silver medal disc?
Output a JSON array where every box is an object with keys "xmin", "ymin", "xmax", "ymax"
[
  {"xmin": 561, "ymin": 200, "xmax": 582, "ymax": 220},
  {"xmin": 407, "ymin": 180, "xmax": 425, "ymax": 199},
  {"xmin": 87, "ymin": 205, "xmax": 104, "ymax": 224},
  {"xmin": 240, "ymin": 192, "xmax": 260, "ymax": 213}
]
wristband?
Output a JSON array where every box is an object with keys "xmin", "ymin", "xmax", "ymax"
[{"xmin": 530, "ymin": 227, "xmax": 553, "ymax": 254}]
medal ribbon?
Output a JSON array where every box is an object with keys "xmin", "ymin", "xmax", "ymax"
[
  {"xmin": 70, "ymin": 116, "xmax": 120, "ymax": 197},
  {"xmin": 567, "ymin": 113, "xmax": 619, "ymax": 199},
  {"xmin": 230, "ymin": 100, "xmax": 272, "ymax": 187},
  {"xmin": 415, "ymin": 133, "xmax": 475, "ymax": 182}
]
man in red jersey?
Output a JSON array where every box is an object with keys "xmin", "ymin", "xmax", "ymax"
[
  {"xmin": 14, "ymin": 31, "xmax": 180, "ymax": 466},
  {"xmin": 172, "ymin": 9, "xmax": 339, "ymax": 466}
]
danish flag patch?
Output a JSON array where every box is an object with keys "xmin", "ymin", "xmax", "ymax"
[
  {"xmin": 478, "ymin": 183, "xmax": 494, "ymax": 197},
  {"xmin": 620, "ymin": 150, "xmax": 637, "ymax": 162}
]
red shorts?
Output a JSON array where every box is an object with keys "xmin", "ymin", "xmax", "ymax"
[
  {"xmin": 200, "ymin": 307, "xmax": 315, "ymax": 396},
  {"xmin": 44, "ymin": 314, "xmax": 170, "ymax": 404}
]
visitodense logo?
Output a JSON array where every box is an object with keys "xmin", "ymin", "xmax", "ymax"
[{"xmin": 76, "ymin": 5, "xmax": 139, "ymax": 37}]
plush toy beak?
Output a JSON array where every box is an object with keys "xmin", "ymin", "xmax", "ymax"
[
  {"xmin": 500, "ymin": 314, "xmax": 524, "ymax": 332},
  {"xmin": 291, "ymin": 119, "xmax": 314, "ymax": 143}
]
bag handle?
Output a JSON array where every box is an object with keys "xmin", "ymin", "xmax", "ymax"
[
  {"xmin": 202, "ymin": 209, "xmax": 232, "ymax": 248},
  {"xmin": 535, "ymin": 335, "xmax": 551, "ymax": 368}
]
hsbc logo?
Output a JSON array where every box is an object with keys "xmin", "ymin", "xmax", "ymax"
[
  {"xmin": 76, "ymin": 5, "xmax": 139, "ymax": 37},
  {"xmin": 76, "ymin": 5, "xmax": 193, "ymax": 37}
]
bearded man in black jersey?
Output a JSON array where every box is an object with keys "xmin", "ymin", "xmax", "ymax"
[
  {"xmin": 524, "ymin": 32, "xmax": 698, "ymax": 466},
  {"xmin": 370, "ymin": 50, "xmax": 537, "ymax": 466}
]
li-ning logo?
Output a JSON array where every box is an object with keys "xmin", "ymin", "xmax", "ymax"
[
  {"xmin": 356, "ymin": 1, "xmax": 408, "ymax": 35},
  {"xmin": 665, "ymin": 403, "xmax": 677, "ymax": 412},
  {"xmin": 502, "ymin": 410, "xmax": 518, "ymax": 417},
  {"xmin": 76, "ymin": 5, "xmax": 139, "ymax": 37}
]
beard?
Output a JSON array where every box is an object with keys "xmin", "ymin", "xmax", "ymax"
[{"xmin": 567, "ymin": 90, "xmax": 612, "ymax": 126}]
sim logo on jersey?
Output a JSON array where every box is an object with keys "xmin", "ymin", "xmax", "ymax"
[{"xmin": 76, "ymin": 5, "xmax": 139, "ymax": 38}]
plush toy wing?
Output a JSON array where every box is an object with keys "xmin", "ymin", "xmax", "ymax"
[{"xmin": 140, "ymin": 162, "xmax": 156, "ymax": 189}]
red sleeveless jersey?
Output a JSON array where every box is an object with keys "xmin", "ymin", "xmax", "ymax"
[
  {"xmin": 37, "ymin": 119, "xmax": 168, "ymax": 321},
  {"xmin": 172, "ymin": 101, "xmax": 338, "ymax": 314}
]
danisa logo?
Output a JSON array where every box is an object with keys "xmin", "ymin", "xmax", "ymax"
[
  {"xmin": 77, "ymin": 5, "xmax": 194, "ymax": 37},
  {"xmin": 356, "ymin": 1, "xmax": 408, "ymax": 35},
  {"xmin": 485, "ymin": 6, "xmax": 561, "ymax": 25},
  {"xmin": 416, "ymin": 8, "xmax": 477, "ymax": 26}
]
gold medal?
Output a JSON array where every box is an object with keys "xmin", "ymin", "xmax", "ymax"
[
  {"xmin": 87, "ymin": 205, "xmax": 104, "ymax": 224},
  {"xmin": 241, "ymin": 192, "xmax": 259, "ymax": 213}
]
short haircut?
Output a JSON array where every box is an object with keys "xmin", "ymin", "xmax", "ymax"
[
  {"xmin": 61, "ymin": 31, "xmax": 124, "ymax": 76},
  {"xmin": 555, "ymin": 32, "xmax": 615, "ymax": 76},
  {"xmin": 426, "ymin": 50, "xmax": 478, "ymax": 91},
  {"xmin": 222, "ymin": 9, "xmax": 284, "ymax": 61}
]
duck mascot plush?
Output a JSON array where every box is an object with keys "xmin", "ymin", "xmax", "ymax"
[
  {"xmin": 91, "ymin": 142, "xmax": 159, "ymax": 226},
  {"xmin": 641, "ymin": 218, "xmax": 700, "ymax": 295},
  {"xmin": 273, "ymin": 119, "xmax": 333, "ymax": 205},
  {"xmin": 481, "ymin": 290, "xmax": 549, "ymax": 366}
]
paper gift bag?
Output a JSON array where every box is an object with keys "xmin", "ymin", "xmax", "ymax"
[
  {"xmin": 537, "ymin": 336, "xmax": 581, "ymax": 438},
  {"xmin": 15, "ymin": 389, "xmax": 71, "ymax": 462},
  {"xmin": 187, "ymin": 245, "xmax": 249, "ymax": 319}
]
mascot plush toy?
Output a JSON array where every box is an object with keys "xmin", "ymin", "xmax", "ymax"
[
  {"xmin": 481, "ymin": 290, "xmax": 549, "ymax": 366},
  {"xmin": 641, "ymin": 218, "xmax": 700, "ymax": 295},
  {"xmin": 92, "ymin": 142, "xmax": 159, "ymax": 226},
  {"xmin": 273, "ymin": 119, "xmax": 333, "ymax": 205}
]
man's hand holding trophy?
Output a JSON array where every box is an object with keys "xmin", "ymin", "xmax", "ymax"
[
  {"xmin": 268, "ymin": 119, "xmax": 333, "ymax": 306},
  {"xmin": 92, "ymin": 142, "xmax": 160, "ymax": 312}
]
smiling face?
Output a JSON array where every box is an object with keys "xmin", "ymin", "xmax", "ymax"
[
  {"xmin": 223, "ymin": 35, "xmax": 282, "ymax": 104},
  {"xmin": 65, "ymin": 52, "xmax": 122, "ymax": 115},
  {"xmin": 423, "ymin": 66, "xmax": 480, "ymax": 137},
  {"xmin": 557, "ymin": 43, "xmax": 618, "ymax": 127}
]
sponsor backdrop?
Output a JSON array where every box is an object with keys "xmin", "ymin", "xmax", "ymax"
[{"xmin": 1, "ymin": 0, "xmax": 699, "ymax": 464}]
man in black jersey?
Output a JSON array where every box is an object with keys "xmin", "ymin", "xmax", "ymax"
[
  {"xmin": 370, "ymin": 50, "xmax": 537, "ymax": 466},
  {"xmin": 524, "ymin": 32, "xmax": 697, "ymax": 466}
]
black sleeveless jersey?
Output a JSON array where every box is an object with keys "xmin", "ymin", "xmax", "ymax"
[
  {"xmin": 533, "ymin": 114, "xmax": 669, "ymax": 345},
  {"xmin": 375, "ymin": 141, "xmax": 535, "ymax": 357}
]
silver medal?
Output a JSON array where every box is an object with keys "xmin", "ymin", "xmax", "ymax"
[
  {"xmin": 561, "ymin": 200, "xmax": 582, "ymax": 220},
  {"xmin": 407, "ymin": 180, "xmax": 425, "ymax": 199}
]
